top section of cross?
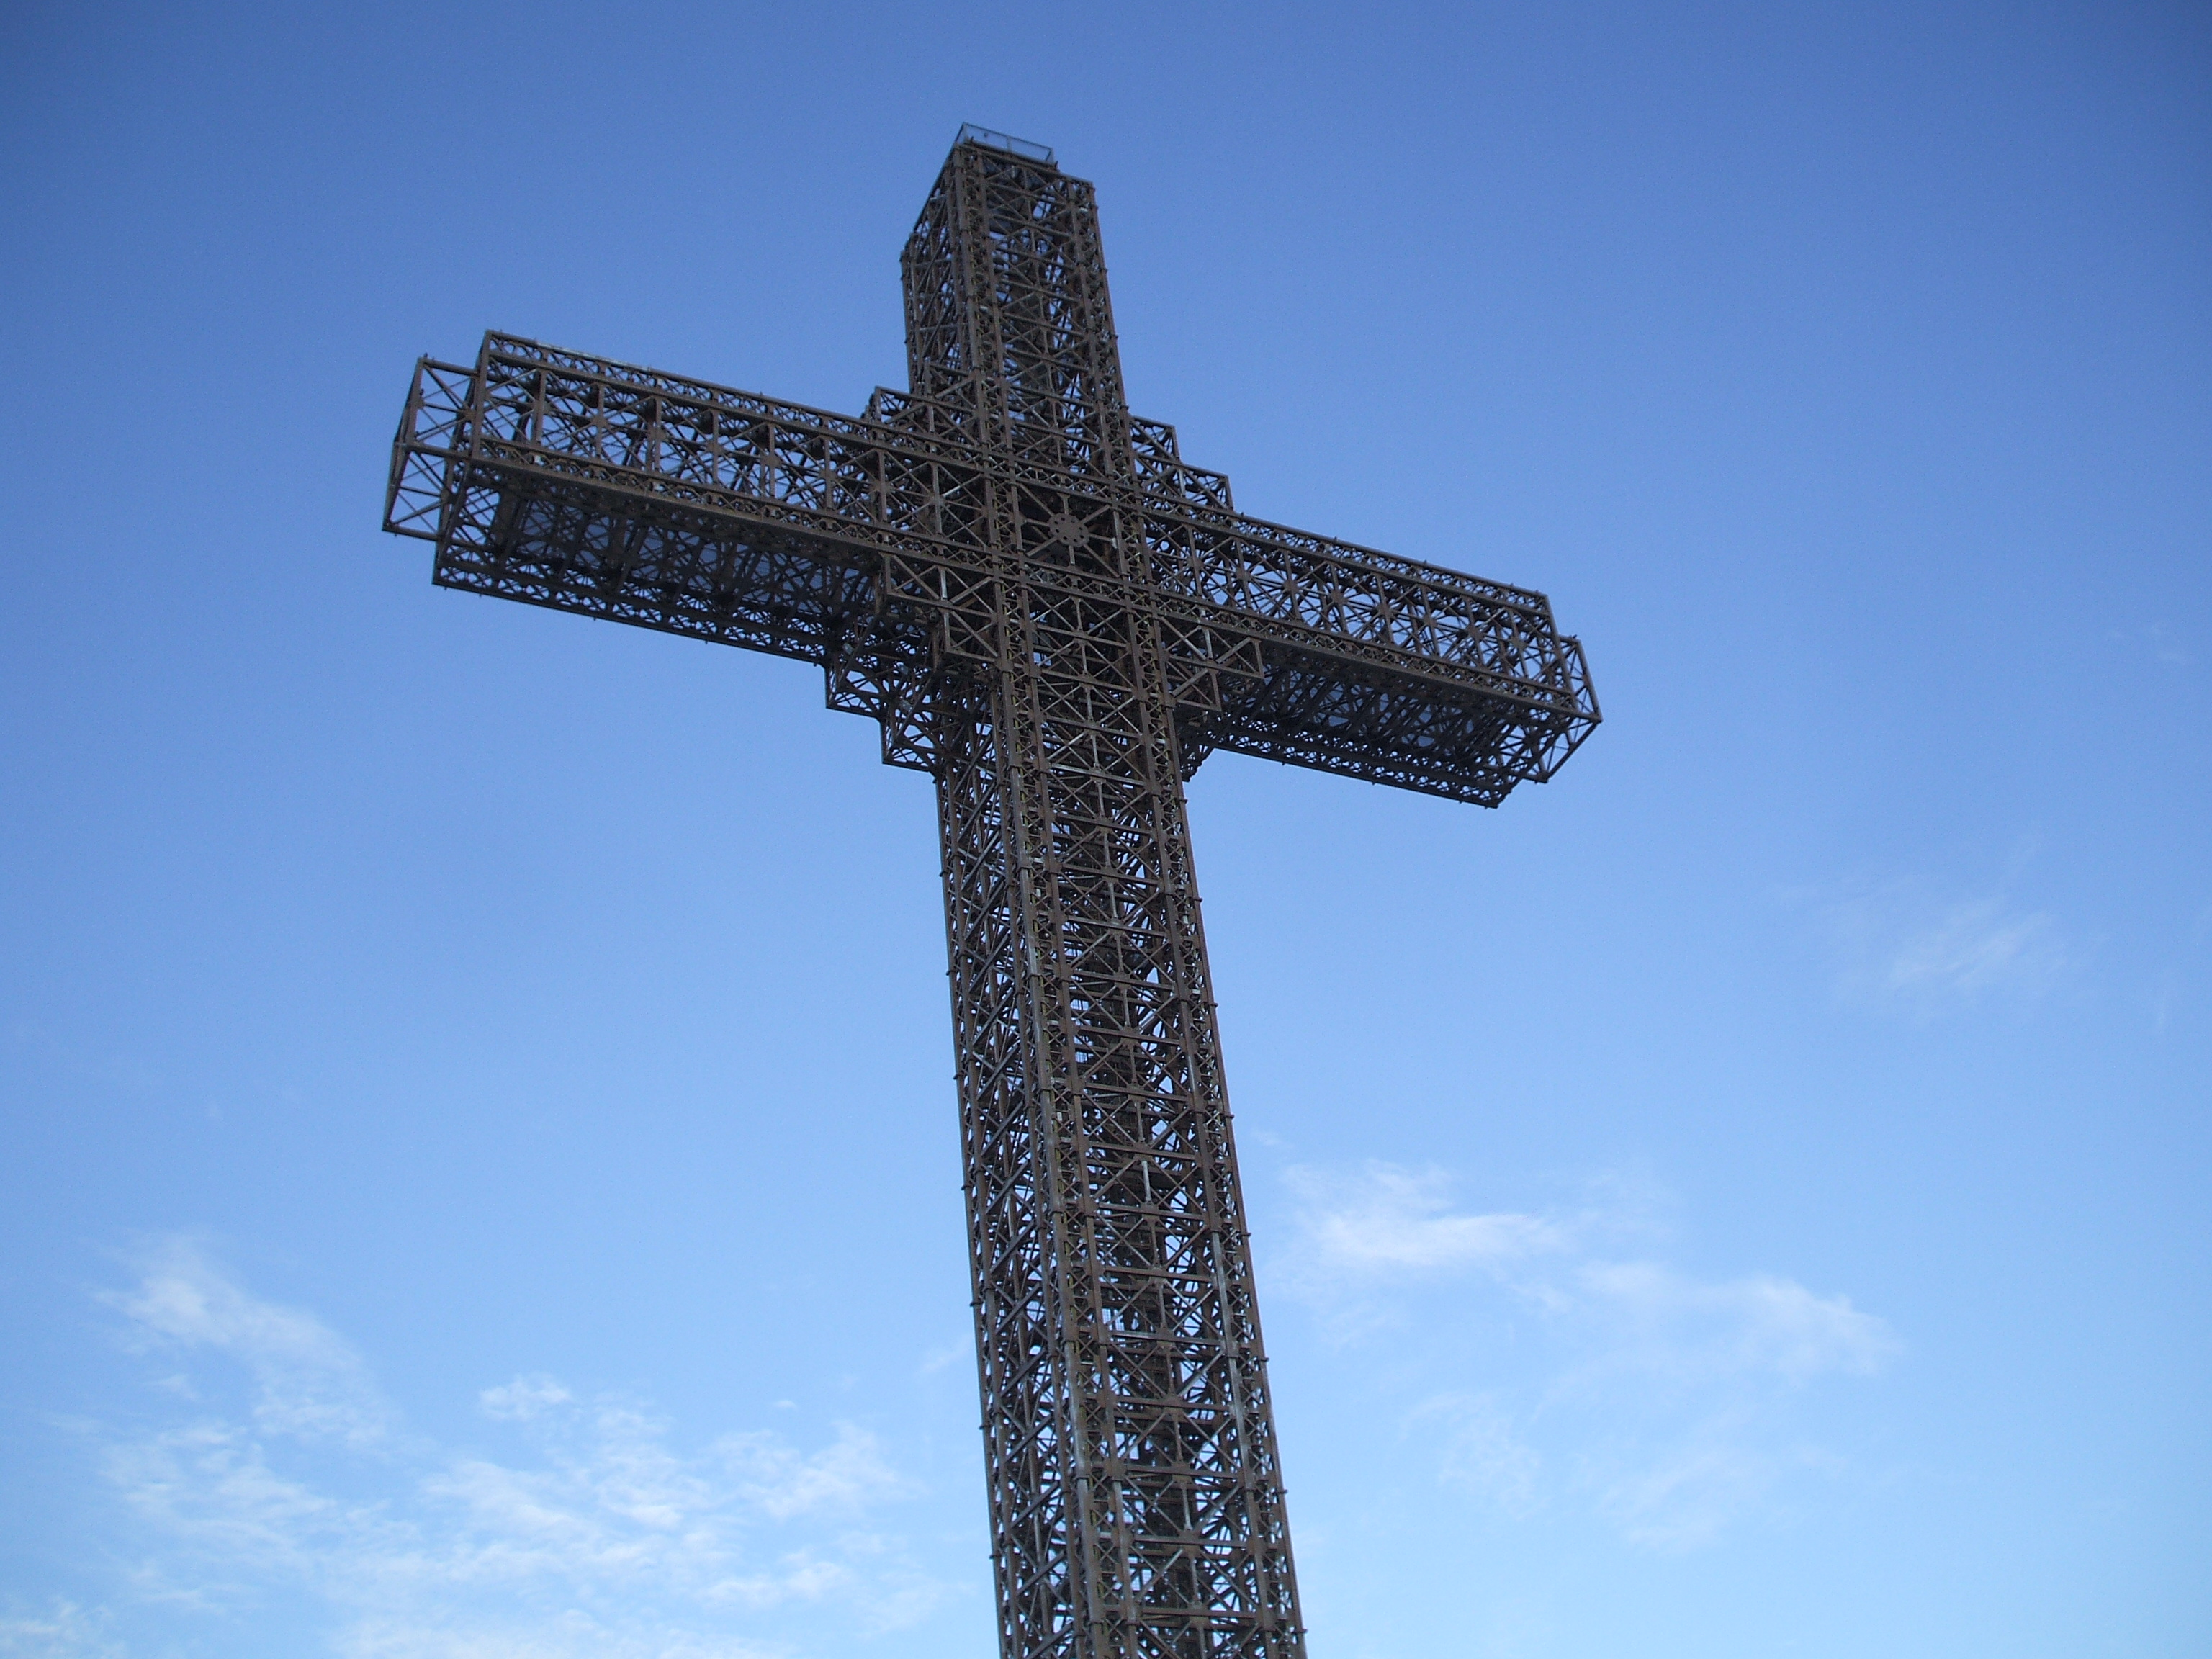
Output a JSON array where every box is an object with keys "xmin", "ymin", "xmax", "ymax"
[
  {"xmin": 954, "ymin": 123, "xmax": 1056, "ymax": 166},
  {"xmin": 902, "ymin": 130, "xmax": 1131, "ymax": 486},
  {"xmin": 382, "ymin": 130, "xmax": 1599, "ymax": 806}
]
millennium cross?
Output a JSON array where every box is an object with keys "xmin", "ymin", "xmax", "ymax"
[{"xmin": 383, "ymin": 127, "xmax": 1598, "ymax": 1659}]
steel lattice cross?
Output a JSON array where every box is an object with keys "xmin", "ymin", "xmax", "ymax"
[{"xmin": 383, "ymin": 127, "xmax": 1598, "ymax": 1659}]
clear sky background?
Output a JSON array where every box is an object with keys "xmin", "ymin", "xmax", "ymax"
[{"xmin": 1, "ymin": 4, "xmax": 2206, "ymax": 1657}]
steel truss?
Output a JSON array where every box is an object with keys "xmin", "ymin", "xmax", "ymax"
[{"xmin": 385, "ymin": 127, "xmax": 1598, "ymax": 1659}]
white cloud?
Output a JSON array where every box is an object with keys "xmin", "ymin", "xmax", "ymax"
[
  {"xmin": 1286, "ymin": 1163, "xmax": 1567, "ymax": 1276},
  {"xmin": 1821, "ymin": 882, "xmax": 2069, "ymax": 1010},
  {"xmin": 477, "ymin": 1375, "xmax": 571, "ymax": 1423},
  {"xmin": 1574, "ymin": 1262, "xmax": 1899, "ymax": 1385},
  {"xmin": 1283, "ymin": 1165, "xmax": 1897, "ymax": 1550},
  {"xmin": 1882, "ymin": 899, "xmax": 2064, "ymax": 997},
  {"xmin": 1581, "ymin": 1421, "xmax": 1839, "ymax": 1552},
  {"xmin": 0, "ymin": 1601, "xmax": 124, "ymax": 1659},
  {"xmin": 89, "ymin": 1244, "xmax": 953, "ymax": 1655},
  {"xmin": 718, "ymin": 1422, "xmax": 910, "ymax": 1520},
  {"xmin": 104, "ymin": 1238, "xmax": 390, "ymax": 1447},
  {"xmin": 105, "ymin": 1422, "xmax": 355, "ymax": 1587}
]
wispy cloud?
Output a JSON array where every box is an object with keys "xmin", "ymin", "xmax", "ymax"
[
  {"xmin": 1581, "ymin": 1416, "xmax": 1843, "ymax": 1552},
  {"xmin": 84, "ymin": 1243, "xmax": 953, "ymax": 1655},
  {"xmin": 0, "ymin": 1601, "xmax": 124, "ymax": 1659},
  {"xmin": 103, "ymin": 1237, "xmax": 392, "ymax": 1447},
  {"xmin": 1285, "ymin": 1164, "xmax": 1567, "ymax": 1275},
  {"xmin": 1570, "ymin": 1261, "xmax": 1896, "ymax": 1387},
  {"xmin": 1283, "ymin": 1163, "xmax": 1897, "ymax": 1550},
  {"xmin": 1820, "ymin": 881, "xmax": 2069, "ymax": 1011},
  {"xmin": 719, "ymin": 1423, "xmax": 909, "ymax": 1521},
  {"xmin": 1880, "ymin": 899, "xmax": 2064, "ymax": 997},
  {"xmin": 477, "ymin": 1375, "xmax": 571, "ymax": 1423}
]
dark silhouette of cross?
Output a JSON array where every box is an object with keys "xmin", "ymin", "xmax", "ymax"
[{"xmin": 384, "ymin": 126, "xmax": 1596, "ymax": 1659}]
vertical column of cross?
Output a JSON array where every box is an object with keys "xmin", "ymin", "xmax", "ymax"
[
  {"xmin": 913, "ymin": 143, "xmax": 1098, "ymax": 1659},
  {"xmin": 911, "ymin": 140, "xmax": 1307, "ymax": 1659}
]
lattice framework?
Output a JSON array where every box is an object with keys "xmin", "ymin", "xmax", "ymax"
[{"xmin": 383, "ymin": 127, "xmax": 1599, "ymax": 1659}]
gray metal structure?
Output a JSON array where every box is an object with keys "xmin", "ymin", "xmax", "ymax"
[{"xmin": 383, "ymin": 126, "xmax": 1598, "ymax": 1659}]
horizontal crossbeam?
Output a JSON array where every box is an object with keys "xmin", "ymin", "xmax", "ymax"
[{"xmin": 386, "ymin": 334, "xmax": 1598, "ymax": 804}]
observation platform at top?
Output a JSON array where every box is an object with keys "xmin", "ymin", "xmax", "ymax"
[
  {"xmin": 954, "ymin": 122, "xmax": 1056, "ymax": 166},
  {"xmin": 382, "ymin": 135, "xmax": 1598, "ymax": 808}
]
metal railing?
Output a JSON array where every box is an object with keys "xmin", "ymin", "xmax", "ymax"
[{"xmin": 954, "ymin": 122, "xmax": 1055, "ymax": 165}]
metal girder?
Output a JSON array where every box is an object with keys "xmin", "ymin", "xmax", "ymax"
[
  {"xmin": 382, "ymin": 127, "xmax": 1599, "ymax": 1659},
  {"xmin": 384, "ymin": 340, "xmax": 1597, "ymax": 800}
]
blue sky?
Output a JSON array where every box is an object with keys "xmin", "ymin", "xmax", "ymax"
[{"xmin": 1, "ymin": 3, "xmax": 2206, "ymax": 1655}]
